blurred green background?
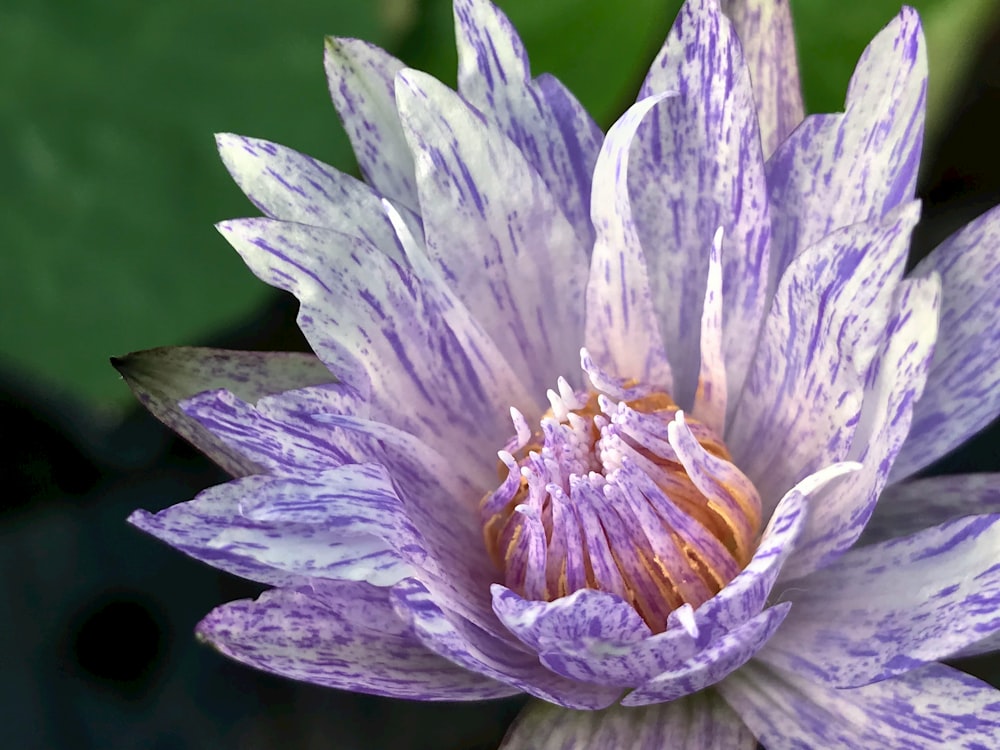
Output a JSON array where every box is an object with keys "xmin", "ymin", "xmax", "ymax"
[{"xmin": 1, "ymin": 0, "xmax": 996, "ymax": 418}]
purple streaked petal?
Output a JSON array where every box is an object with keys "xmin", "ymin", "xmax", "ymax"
[
  {"xmin": 762, "ymin": 514, "xmax": 1000, "ymax": 687},
  {"xmin": 391, "ymin": 578, "xmax": 624, "ymax": 710},
  {"xmin": 323, "ymin": 38, "xmax": 417, "ymax": 211},
  {"xmin": 491, "ymin": 585, "xmax": 651, "ymax": 652},
  {"xmin": 394, "ymin": 68, "xmax": 588, "ymax": 397},
  {"xmin": 621, "ymin": 603, "xmax": 790, "ymax": 706},
  {"xmin": 778, "ymin": 276, "xmax": 941, "ymax": 581},
  {"xmin": 215, "ymin": 134, "xmax": 412, "ymax": 268},
  {"xmin": 500, "ymin": 692, "xmax": 755, "ymax": 750},
  {"xmin": 454, "ymin": 0, "xmax": 602, "ymax": 249},
  {"xmin": 128, "ymin": 476, "xmax": 308, "ymax": 587},
  {"xmin": 196, "ymin": 581, "xmax": 517, "ymax": 701},
  {"xmin": 692, "ymin": 228, "xmax": 727, "ymax": 434},
  {"xmin": 689, "ymin": 462, "xmax": 860, "ymax": 639},
  {"xmin": 632, "ymin": 0, "xmax": 771, "ymax": 411},
  {"xmin": 111, "ymin": 347, "xmax": 337, "ymax": 477},
  {"xmin": 720, "ymin": 661, "xmax": 1000, "ymax": 749},
  {"xmin": 764, "ymin": 8, "xmax": 926, "ymax": 292},
  {"xmin": 863, "ymin": 473, "xmax": 1000, "ymax": 545},
  {"xmin": 228, "ymin": 463, "xmax": 427, "ymax": 585},
  {"xmin": 216, "ymin": 217, "xmax": 527, "ymax": 473},
  {"xmin": 892, "ymin": 203, "xmax": 1000, "ymax": 480},
  {"xmin": 727, "ymin": 203, "xmax": 919, "ymax": 513},
  {"xmin": 585, "ymin": 94, "xmax": 673, "ymax": 392},
  {"xmin": 721, "ymin": 0, "xmax": 804, "ymax": 158},
  {"xmin": 181, "ymin": 386, "xmax": 366, "ymax": 475}
]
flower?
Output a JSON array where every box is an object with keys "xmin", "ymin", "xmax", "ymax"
[{"xmin": 118, "ymin": 0, "xmax": 1000, "ymax": 746}]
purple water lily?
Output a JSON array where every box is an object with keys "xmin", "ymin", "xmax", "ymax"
[{"xmin": 118, "ymin": 0, "xmax": 1000, "ymax": 746}]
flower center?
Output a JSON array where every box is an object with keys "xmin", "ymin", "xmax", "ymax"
[{"xmin": 481, "ymin": 376, "xmax": 762, "ymax": 633}]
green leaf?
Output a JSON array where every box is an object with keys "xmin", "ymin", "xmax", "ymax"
[{"xmin": 0, "ymin": 0, "xmax": 389, "ymax": 414}]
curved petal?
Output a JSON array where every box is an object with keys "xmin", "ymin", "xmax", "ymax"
[
  {"xmin": 391, "ymin": 578, "xmax": 623, "ymax": 710},
  {"xmin": 216, "ymin": 217, "xmax": 528, "ymax": 472},
  {"xmin": 181, "ymin": 386, "xmax": 366, "ymax": 475},
  {"xmin": 454, "ymin": 0, "xmax": 602, "ymax": 249},
  {"xmin": 721, "ymin": 0, "xmax": 804, "ymax": 158},
  {"xmin": 196, "ymin": 582, "xmax": 517, "ymax": 701},
  {"xmin": 584, "ymin": 94, "xmax": 673, "ymax": 392},
  {"xmin": 727, "ymin": 203, "xmax": 918, "ymax": 513},
  {"xmin": 129, "ymin": 475, "xmax": 309, "ymax": 588},
  {"xmin": 892, "ymin": 203, "xmax": 1000, "ymax": 480},
  {"xmin": 395, "ymin": 68, "xmax": 588, "ymax": 396},
  {"xmin": 632, "ymin": 0, "xmax": 771, "ymax": 410},
  {"xmin": 765, "ymin": 8, "xmax": 926, "ymax": 292},
  {"xmin": 111, "ymin": 347, "xmax": 337, "ymax": 477},
  {"xmin": 500, "ymin": 692, "xmax": 755, "ymax": 750},
  {"xmin": 621, "ymin": 603, "xmax": 789, "ymax": 706},
  {"xmin": 863, "ymin": 473, "xmax": 1000, "ymax": 545},
  {"xmin": 689, "ymin": 462, "xmax": 859, "ymax": 640},
  {"xmin": 720, "ymin": 661, "xmax": 1000, "ymax": 749},
  {"xmin": 762, "ymin": 514, "xmax": 1000, "ymax": 687},
  {"xmin": 323, "ymin": 37, "xmax": 417, "ymax": 211},
  {"xmin": 777, "ymin": 276, "xmax": 940, "ymax": 581},
  {"xmin": 214, "ymin": 134, "xmax": 411, "ymax": 268}
]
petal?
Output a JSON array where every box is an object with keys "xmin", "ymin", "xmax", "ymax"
[
  {"xmin": 721, "ymin": 0, "xmax": 804, "ymax": 158},
  {"xmin": 584, "ymin": 94, "xmax": 673, "ymax": 392},
  {"xmin": 394, "ymin": 68, "xmax": 588, "ymax": 396},
  {"xmin": 391, "ymin": 578, "xmax": 624, "ymax": 710},
  {"xmin": 216, "ymin": 217, "xmax": 528, "ymax": 474},
  {"xmin": 220, "ymin": 464, "xmax": 425, "ymax": 586},
  {"xmin": 692, "ymin": 228, "xmax": 727, "ymax": 434},
  {"xmin": 762, "ymin": 514, "xmax": 1000, "ymax": 687},
  {"xmin": 777, "ymin": 276, "xmax": 940, "ymax": 581},
  {"xmin": 689, "ymin": 462, "xmax": 859, "ymax": 640},
  {"xmin": 454, "ymin": 0, "xmax": 602, "ymax": 249},
  {"xmin": 129, "ymin": 475, "xmax": 308, "ymax": 587},
  {"xmin": 632, "ymin": 0, "xmax": 771, "ymax": 410},
  {"xmin": 500, "ymin": 692, "xmax": 755, "ymax": 750},
  {"xmin": 621, "ymin": 603, "xmax": 789, "ymax": 706},
  {"xmin": 181, "ymin": 386, "xmax": 365, "ymax": 475},
  {"xmin": 111, "ymin": 347, "xmax": 337, "ymax": 477},
  {"xmin": 196, "ymin": 582, "xmax": 518, "ymax": 700},
  {"xmin": 765, "ymin": 8, "xmax": 926, "ymax": 291},
  {"xmin": 891, "ymin": 204, "xmax": 1000, "ymax": 480},
  {"xmin": 720, "ymin": 661, "xmax": 1000, "ymax": 750},
  {"xmin": 214, "ymin": 134, "xmax": 411, "ymax": 268},
  {"xmin": 863, "ymin": 473, "xmax": 1000, "ymax": 545},
  {"xmin": 323, "ymin": 37, "xmax": 417, "ymax": 211},
  {"xmin": 727, "ymin": 203, "xmax": 918, "ymax": 513}
]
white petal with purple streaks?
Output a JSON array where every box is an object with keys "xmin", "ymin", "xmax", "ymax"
[
  {"xmin": 727, "ymin": 203, "xmax": 918, "ymax": 512},
  {"xmin": 323, "ymin": 38, "xmax": 417, "ymax": 211},
  {"xmin": 217, "ymin": 218, "xmax": 527, "ymax": 473},
  {"xmin": 762, "ymin": 514, "xmax": 1000, "ymax": 687},
  {"xmin": 112, "ymin": 348, "xmax": 338, "ymax": 477},
  {"xmin": 778, "ymin": 276, "xmax": 940, "ymax": 581},
  {"xmin": 454, "ymin": 0, "xmax": 602, "ymax": 249},
  {"xmin": 863, "ymin": 473, "xmax": 1000, "ymax": 545},
  {"xmin": 892, "ymin": 204, "xmax": 1000, "ymax": 480},
  {"xmin": 585, "ymin": 94, "xmax": 673, "ymax": 393},
  {"xmin": 392, "ymin": 578, "xmax": 624, "ymax": 710},
  {"xmin": 764, "ymin": 8, "xmax": 926, "ymax": 291},
  {"xmin": 720, "ymin": 661, "xmax": 1000, "ymax": 749},
  {"xmin": 197, "ymin": 582, "xmax": 518, "ymax": 701},
  {"xmin": 631, "ymin": 0, "xmax": 771, "ymax": 410},
  {"xmin": 621, "ymin": 603, "xmax": 790, "ymax": 705},
  {"xmin": 395, "ymin": 68, "xmax": 588, "ymax": 396},
  {"xmin": 720, "ymin": 0, "xmax": 804, "ymax": 158}
]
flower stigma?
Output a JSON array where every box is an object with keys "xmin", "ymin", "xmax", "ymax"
[{"xmin": 481, "ymin": 355, "xmax": 762, "ymax": 633}]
